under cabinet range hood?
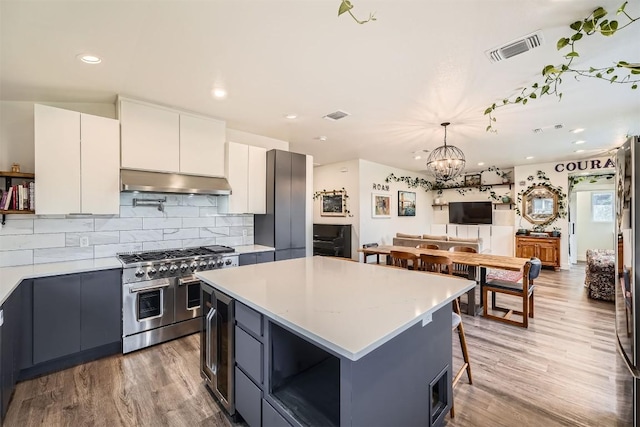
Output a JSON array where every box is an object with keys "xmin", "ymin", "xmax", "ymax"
[{"xmin": 120, "ymin": 169, "xmax": 231, "ymax": 195}]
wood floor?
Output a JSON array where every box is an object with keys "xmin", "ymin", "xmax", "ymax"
[{"xmin": 4, "ymin": 265, "xmax": 632, "ymax": 427}]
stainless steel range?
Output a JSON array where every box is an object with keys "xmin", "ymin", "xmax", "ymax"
[{"xmin": 117, "ymin": 245, "xmax": 238, "ymax": 353}]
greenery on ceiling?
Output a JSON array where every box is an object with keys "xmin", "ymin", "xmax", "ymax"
[
  {"xmin": 484, "ymin": 1, "xmax": 639, "ymax": 132},
  {"xmin": 313, "ymin": 188, "xmax": 353, "ymax": 216},
  {"xmin": 338, "ymin": 1, "xmax": 376, "ymax": 24},
  {"xmin": 568, "ymin": 172, "xmax": 614, "ymax": 192}
]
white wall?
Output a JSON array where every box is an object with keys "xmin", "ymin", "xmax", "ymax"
[
  {"xmin": 358, "ymin": 159, "xmax": 433, "ymax": 249},
  {"xmin": 0, "ymin": 101, "xmax": 116, "ymax": 171},
  {"xmin": 576, "ymin": 190, "xmax": 615, "ymax": 261},
  {"xmin": 226, "ymin": 128, "xmax": 289, "ymax": 151},
  {"xmin": 313, "ymin": 159, "xmax": 360, "ymax": 259}
]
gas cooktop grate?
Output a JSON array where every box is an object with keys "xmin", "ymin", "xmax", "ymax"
[{"xmin": 117, "ymin": 246, "xmax": 235, "ymax": 265}]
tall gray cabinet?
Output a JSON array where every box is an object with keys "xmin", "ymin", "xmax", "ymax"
[{"xmin": 254, "ymin": 150, "xmax": 306, "ymax": 261}]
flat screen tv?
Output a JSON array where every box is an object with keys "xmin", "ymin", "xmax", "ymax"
[{"xmin": 448, "ymin": 201, "xmax": 493, "ymax": 225}]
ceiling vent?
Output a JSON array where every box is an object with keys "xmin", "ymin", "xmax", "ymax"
[
  {"xmin": 323, "ymin": 110, "xmax": 350, "ymax": 121},
  {"xmin": 487, "ymin": 31, "xmax": 544, "ymax": 63},
  {"xmin": 532, "ymin": 128, "xmax": 543, "ymax": 134}
]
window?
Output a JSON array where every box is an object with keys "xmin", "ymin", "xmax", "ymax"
[{"xmin": 592, "ymin": 191, "xmax": 613, "ymax": 222}]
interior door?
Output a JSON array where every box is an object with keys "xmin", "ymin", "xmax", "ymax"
[{"xmin": 568, "ymin": 190, "xmax": 578, "ymax": 264}]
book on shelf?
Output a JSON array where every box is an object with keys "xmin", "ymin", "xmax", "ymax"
[
  {"xmin": 1, "ymin": 181, "xmax": 34, "ymax": 211},
  {"xmin": 3, "ymin": 186, "xmax": 13, "ymax": 210},
  {"xmin": 0, "ymin": 190, "xmax": 6, "ymax": 209}
]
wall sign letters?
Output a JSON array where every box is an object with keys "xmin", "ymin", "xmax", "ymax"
[
  {"xmin": 372, "ymin": 183, "xmax": 390, "ymax": 191},
  {"xmin": 554, "ymin": 158, "xmax": 615, "ymax": 173}
]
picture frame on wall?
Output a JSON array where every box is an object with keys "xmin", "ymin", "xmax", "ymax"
[
  {"xmin": 464, "ymin": 174, "xmax": 482, "ymax": 187},
  {"xmin": 372, "ymin": 193, "xmax": 391, "ymax": 218},
  {"xmin": 321, "ymin": 191, "xmax": 346, "ymax": 217},
  {"xmin": 398, "ymin": 191, "xmax": 416, "ymax": 216}
]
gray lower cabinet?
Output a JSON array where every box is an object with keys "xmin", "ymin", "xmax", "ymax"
[
  {"xmin": 262, "ymin": 399, "xmax": 291, "ymax": 427},
  {"xmin": 1, "ymin": 285, "xmax": 21, "ymax": 421},
  {"xmin": 235, "ymin": 302, "xmax": 265, "ymax": 427},
  {"xmin": 239, "ymin": 251, "xmax": 275, "ymax": 266},
  {"xmin": 236, "ymin": 367, "xmax": 262, "ymax": 427},
  {"xmin": 33, "ymin": 269, "xmax": 121, "ymax": 364}
]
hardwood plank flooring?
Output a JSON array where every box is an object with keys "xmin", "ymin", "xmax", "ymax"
[{"xmin": 4, "ymin": 264, "xmax": 632, "ymax": 426}]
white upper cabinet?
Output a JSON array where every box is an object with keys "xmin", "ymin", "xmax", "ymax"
[
  {"xmin": 80, "ymin": 114, "xmax": 120, "ymax": 214},
  {"xmin": 35, "ymin": 104, "xmax": 81, "ymax": 214},
  {"xmin": 222, "ymin": 142, "xmax": 266, "ymax": 214},
  {"xmin": 120, "ymin": 99, "xmax": 180, "ymax": 172},
  {"xmin": 179, "ymin": 114, "xmax": 225, "ymax": 177},
  {"xmin": 119, "ymin": 98, "xmax": 226, "ymax": 176},
  {"xmin": 34, "ymin": 105, "xmax": 120, "ymax": 215}
]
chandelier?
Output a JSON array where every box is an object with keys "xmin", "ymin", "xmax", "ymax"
[{"xmin": 426, "ymin": 122, "xmax": 466, "ymax": 182}]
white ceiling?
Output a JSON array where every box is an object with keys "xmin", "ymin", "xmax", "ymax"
[{"xmin": 1, "ymin": 0, "xmax": 639, "ymax": 174}]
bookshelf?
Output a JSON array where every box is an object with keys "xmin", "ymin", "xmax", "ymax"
[{"xmin": 1, "ymin": 171, "xmax": 35, "ymax": 224}]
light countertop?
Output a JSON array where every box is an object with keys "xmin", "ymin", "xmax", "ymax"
[
  {"xmin": 233, "ymin": 244, "xmax": 275, "ymax": 254},
  {"xmin": 197, "ymin": 256, "xmax": 475, "ymax": 361},
  {"xmin": 0, "ymin": 257, "xmax": 122, "ymax": 306}
]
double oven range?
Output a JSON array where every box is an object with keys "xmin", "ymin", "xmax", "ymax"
[{"xmin": 118, "ymin": 245, "xmax": 238, "ymax": 354}]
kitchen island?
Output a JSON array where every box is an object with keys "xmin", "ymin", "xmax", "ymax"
[{"xmin": 197, "ymin": 256, "xmax": 475, "ymax": 427}]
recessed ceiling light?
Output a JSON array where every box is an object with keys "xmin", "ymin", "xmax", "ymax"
[
  {"xmin": 77, "ymin": 54, "xmax": 102, "ymax": 64},
  {"xmin": 317, "ymin": 136, "xmax": 327, "ymax": 141},
  {"xmin": 526, "ymin": 156, "xmax": 534, "ymax": 160},
  {"xmin": 575, "ymin": 149, "xmax": 585, "ymax": 153},
  {"xmin": 572, "ymin": 128, "xmax": 585, "ymax": 134},
  {"xmin": 573, "ymin": 140, "xmax": 586, "ymax": 145},
  {"xmin": 414, "ymin": 155, "xmax": 422, "ymax": 160},
  {"xmin": 211, "ymin": 88, "xmax": 227, "ymax": 99},
  {"xmin": 477, "ymin": 162, "xmax": 485, "ymax": 166},
  {"xmin": 285, "ymin": 113, "xmax": 298, "ymax": 119}
]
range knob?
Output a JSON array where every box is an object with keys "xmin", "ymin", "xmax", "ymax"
[
  {"xmin": 169, "ymin": 264, "xmax": 178, "ymax": 273},
  {"xmin": 225, "ymin": 259, "xmax": 232, "ymax": 266},
  {"xmin": 190, "ymin": 261, "xmax": 198, "ymax": 271},
  {"xmin": 148, "ymin": 267, "xmax": 157, "ymax": 277},
  {"xmin": 158, "ymin": 265, "xmax": 168, "ymax": 275},
  {"xmin": 199, "ymin": 261, "xmax": 208, "ymax": 269},
  {"xmin": 216, "ymin": 259, "xmax": 224, "ymax": 267},
  {"xmin": 208, "ymin": 260, "xmax": 216, "ymax": 269},
  {"xmin": 134, "ymin": 269, "xmax": 145, "ymax": 278},
  {"xmin": 180, "ymin": 263, "xmax": 189, "ymax": 272}
]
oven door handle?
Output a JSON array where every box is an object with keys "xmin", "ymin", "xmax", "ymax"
[
  {"xmin": 129, "ymin": 280, "xmax": 171, "ymax": 294},
  {"xmin": 178, "ymin": 276, "xmax": 199, "ymax": 287},
  {"xmin": 206, "ymin": 307, "xmax": 217, "ymax": 374}
]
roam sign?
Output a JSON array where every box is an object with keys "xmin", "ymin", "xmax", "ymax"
[{"xmin": 554, "ymin": 158, "xmax": 615, "ymax": 173}]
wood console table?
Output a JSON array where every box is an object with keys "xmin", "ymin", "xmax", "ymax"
[{"xmin": 515, "ymin": 235, "xmax": 560, "ymax": 271}]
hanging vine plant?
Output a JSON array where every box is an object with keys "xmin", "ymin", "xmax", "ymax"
[
  {"xmin": 338, "ymin": 0, "xmax": 376, "ymax": 24},
  {"xmin": 568, "ymin": 173, "xmax": 614, "ymax": 192},
  {"xmin": 313, "ymin": 187, "xmax": 354, "ymax": 216},
  {"xmin": 484, "ymin": 1, "xmax": 639, "ymax": 132}
]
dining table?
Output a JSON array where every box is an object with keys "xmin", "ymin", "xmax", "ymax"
[{"xmin": 358, "ymin": 245, "xmax": 530, "ymax": 316}]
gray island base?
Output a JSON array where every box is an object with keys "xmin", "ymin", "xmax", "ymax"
[{"xmin": 197, "ymin": 257, "xmax": 475, "ymax": 427}]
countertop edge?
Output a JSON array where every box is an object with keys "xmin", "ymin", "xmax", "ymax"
[
  {"xmin": 233, "ymin": 245, "xmax": 275, "ymax": 254},
  {"xmin": 197, "ymin": 272, "xmax": 474, "ymax": 361},
  {"xmin": 0, "ymin": 257, "xmax": 122, "ymax": 306}
]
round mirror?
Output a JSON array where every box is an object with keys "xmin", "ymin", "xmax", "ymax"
[{"xmin": 522, "ymin": 185, "xmax": 559, "ymax": 225}]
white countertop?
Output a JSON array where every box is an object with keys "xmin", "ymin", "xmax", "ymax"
[
  {"xmin": 197, "ymin": 256, "xmax": 475, "ymax": 361},
  {"xmin": 0, "ymin": 257, "xmax": 122, "ymax": 305},
  {"xmin": 233, "ymin": 244, "xmax": 275, "ymax": 254}
]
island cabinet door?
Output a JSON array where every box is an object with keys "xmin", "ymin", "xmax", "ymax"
[
  {"xmin": 262, "ymin": 399, "xmax": 291, "ymax": 427},
  {"xmin": 235, "ymin": 367, "xmax": 262, "ymax": 427}
]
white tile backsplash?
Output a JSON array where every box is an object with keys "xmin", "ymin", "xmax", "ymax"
[
  {"xmin": 66, "ymin": 231, "xmax": 120, "ymax": 246},
  {"xmin": 0, "ymin": 250, "xmax": 33, "ymax": 267},
  {"xmin": 33, "ymin": 247, "xmax": 94, "ymax": 264},
  {"xmin": 143, "ymin": 218, "xmax": 182, "ymax": 230},
  {"xmin": 34, "ymin": 218, "xmax": 94, "ymax": 233},
  {"xmin": 0, "ymin": 233, "xmax": 65, "ymax": 250},
  {"xmin": 163, "ymin": 228, "xmax": 199, "ymax": 240},
  {"xmin": 0, "ymin": 193, "xmax": 255, "ymax": 266},
  {"xmin": 0, "ymin": 219, "xmax": 34, "ymax": 235},
  {"xmin": 120, "ymin": 230, "xmax": 164, "ymax": 243}
]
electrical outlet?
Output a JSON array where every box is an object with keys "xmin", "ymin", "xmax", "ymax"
[
  {"xmin": 242, "ymin": 229, "xmax": 248, "ymax": 237},
  {"xmin": 80, "ymin": 236, "xmax": 89, "ymax": 247}
]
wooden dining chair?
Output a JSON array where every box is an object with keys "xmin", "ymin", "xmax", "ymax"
[
  {"xmin": 416, "ymin": 243, "xmax": 439, "ymax": 250},
  {"xmin": 482, "ymin": 257, "xmax": 542, "ymax": 328},
  {"xmin": 449, "ymin": 246, "xmax": 477, "ymax": 279},
  {"xmin": 390, "ymin": 250, "xmax": 419, "ymax": 270},
  {"xmin": 419, "ymin": 255, "xmax": 472, "ymax": 418}
]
